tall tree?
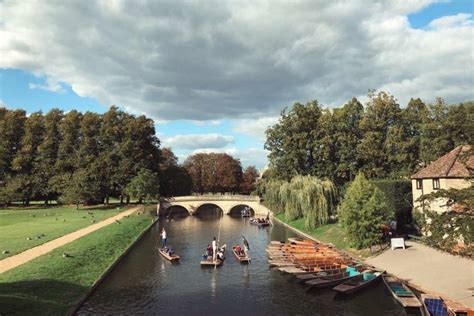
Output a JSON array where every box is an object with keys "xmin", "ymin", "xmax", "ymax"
[
  {"xmin": 11, "ymin": 112, "xmax": 46, "ymax": 204},
  {"xmin": 265, "ymin": 101, "xmax": 323, "ymax": 180},
  {"xmin": 357, "ymin": 91, "xmax": 401, "ymax": 178},
  {"xmin": 159, "ymin": 147, "xmax": 192, "ymax": 197},
  {"xmin": 0, "ymin": 109, "xmax": 26, "ymax": 182},
  {"xmin": 125, "ymin": 168, "xmax": 160, "ymax": 204}
]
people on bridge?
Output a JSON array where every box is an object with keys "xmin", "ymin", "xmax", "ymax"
[
  {"xmin": 161, "ymin": 228, "xmax": 167, "ymax": 248},
  {"xmin": 242, "ymin": 236, "xmax": 250, "ymax": 256}
]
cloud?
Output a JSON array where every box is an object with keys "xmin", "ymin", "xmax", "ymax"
[
  {"xmin": 28, "ymin": 77, "xmax": 66, "ymax": 93},
  {"xmin": 162, "ymin": 133, "xmax": 234, "ymax": 150},
  {"xmin": 232, "ymin": 116, "xmax": 279, "ymax": 140},
  {"xmin": 1, "ymin": 0, "xmax": 472, "ymax": 122}
]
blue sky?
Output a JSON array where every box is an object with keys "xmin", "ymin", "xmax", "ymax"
[{"xmin": 1, "ymin": 0, "xmax": 473, "ymax": 170}]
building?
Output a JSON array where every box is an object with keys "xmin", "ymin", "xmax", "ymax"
[{"xmin": 411, "ymin": 145, "xmax": 473, "ymax": 214}]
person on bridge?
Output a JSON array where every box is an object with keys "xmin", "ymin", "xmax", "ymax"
[
  {"xmin": 161, "ymin": 228, "xmax": 167, "ymax": 248},
  {"xmin": 242, "ymin": 236, "xmax": 250, "ymax": 256},
  {"xmin": 212, "ymin": 237, "xmax": 217, "ymax": 261}
]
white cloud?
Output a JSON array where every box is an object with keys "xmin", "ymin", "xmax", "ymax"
[
  {"xmin": 232, "ymin": 116, "xmax": 279, "ymax": 140},
  {"xmin": 28, "ymin": 77, "xmax": 65, "ymax": 93},
  {"xmin": 428, "ymin": 13, "xmax": 473, "ymax": 29},
  {"xmin": 1, "ymin": 0, "xmax": 472, "ymax": 122},
  {"xmin": 162, "ymin": 133, "xmax": 234, "ymax": 150}
]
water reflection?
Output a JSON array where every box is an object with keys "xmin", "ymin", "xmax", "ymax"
[{"xmin": 78, "ymin": 212, "xmax": 407, "ymax": 316}]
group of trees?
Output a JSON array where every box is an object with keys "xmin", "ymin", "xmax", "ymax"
[
  {"xmin": 0, "ymin": 106, "xmax": 161, "ymax": 206},
  {"xmin": 0, "ymin": 106, "xmax": 260, "ymax": 207},
  {"xmin": 183, "ymin": 152, "xmax": 259, "ymax": 195},
  {"xmin": 265, "ymin": 91, "xmax": 473, "ymax": 185}
]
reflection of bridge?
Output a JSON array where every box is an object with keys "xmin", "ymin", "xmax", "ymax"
[{"xmin": 159, "ymin": 195, "xmax": 271, "ymax": 216}]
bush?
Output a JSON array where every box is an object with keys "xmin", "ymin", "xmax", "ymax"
[{"xmin": 339, "ymin": 173, "xmax": 393, "ymax": 249}]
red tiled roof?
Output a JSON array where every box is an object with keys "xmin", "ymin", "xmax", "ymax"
[{"xmin": 411, "ymin": 145, "xmax": 473, "ymax": 179}]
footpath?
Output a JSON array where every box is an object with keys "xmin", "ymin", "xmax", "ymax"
[
  {"xmin": 0, "ymin": 205, "xmax": 141, "ymax": 273},
  {"xmin": 366, "ymin": 240, "xmax": 474, "ymax": 309}
]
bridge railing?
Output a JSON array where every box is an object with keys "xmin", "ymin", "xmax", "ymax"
[{"xmin": 162, "ymin": 195, "xmax": 260, "ymax": 202}]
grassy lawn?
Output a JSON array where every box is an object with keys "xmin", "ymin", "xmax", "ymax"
[
  {"xmin": 0, "ymin": 213, "xmax": 152, "ymax": 316},
  {"xmin": 0, "ymin": 205, "xmax": 129, "ymax": 259},
  {"xmin": 274, "ymin": 213, "xmax": 370, "ymax": 258}
]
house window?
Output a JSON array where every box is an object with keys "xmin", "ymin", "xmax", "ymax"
[
  {"xmin": 433, "ymin": 178, "xmax": 440, "ymax": 190},
  {"xmin": 416, "ymin": 179, "xmax": 423, "ymax": 190}
]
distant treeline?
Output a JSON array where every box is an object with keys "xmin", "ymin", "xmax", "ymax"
[
  {"xmin": 265, "ymin": 91, "xmax": 473, "ymax": 185},
  {"xmin": 0, "ymin": 106, "xmax": 259, "ymax": 206}
]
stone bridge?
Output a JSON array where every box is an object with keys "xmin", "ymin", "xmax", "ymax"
[{"xmin": 159, "ymin": 195, "xmax": 271, "ymax": 216}]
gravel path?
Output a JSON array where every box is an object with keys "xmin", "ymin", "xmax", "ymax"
[
  {"xmin": 366, "ymin": 240, "xmax": 474, "ymax": 308},
  {"xmin": 0, "ymin": 206, "xmax": 142, "ymax": 273}
]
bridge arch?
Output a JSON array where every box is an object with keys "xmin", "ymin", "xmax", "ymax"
[
  {"xmin": 228, "ymin": 204, "xmax": 255, "ymax": 217},
  {"xmin": 193, "ymin": 203, "xmax": 224, "ymax": 216}
]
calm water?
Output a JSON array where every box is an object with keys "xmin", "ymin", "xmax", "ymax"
[{"xmin": 78, "ymin": 208, "xmax": 410, "ymax": 316}]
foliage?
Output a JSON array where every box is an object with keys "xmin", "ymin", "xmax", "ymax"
[
  {"xmin": 159, "ymin": 148, "xmax": 193, "ymax": 197},
  {"xmin": 0, "ymin": 106, "xmax": 161, "ymax": 207},
  {"xmin": 371, "ymin": 179, "xmax": 412, "ymax": 225},
  {"xmin": 184, "ymin": 153, "xmax": 243, "ymax": 194},
  {"xmin": 338, "ymin": 173, "xmax": 393, "ymax": 249},
  {"xmin": 125, "ymin": 169, "xmax": 160, "ymax": 203},
  {"xmin": 413, "ymin": 209, "xmax": 473, "ymax": 257},
  {"xmin": 264, "ymin": 92, "xmax": 473, "ymax": 183},
  {"xmin": 240, "ymin": 166, "xmax": 259, "ymax": 195},
  {"xmin": 260, "ymin": 175, "xmax": 337, "ymax": 229}
]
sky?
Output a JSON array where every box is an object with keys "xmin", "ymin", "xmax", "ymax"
[{"xmin": 1, "ymin": 0, "xmax": 473, "ymax": 170}]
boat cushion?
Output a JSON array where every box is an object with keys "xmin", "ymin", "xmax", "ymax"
[
  {"xmin": 425, "ymin": 298, "xmax": 448, "ymax": 316},
  {"xmin": 363, "ymin": 273, "xmax": 376, "ymax": 281}
]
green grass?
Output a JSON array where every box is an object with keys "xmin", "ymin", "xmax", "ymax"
[
  {"xmin": 274, "ymin": 213, "xmax": 370, "ymax": 258},
  {"xmin": 0, "ymin": 213, "xmax": 152, "ymax": 316},
  {"xmin": 0, "ymin": 205, "xmax": 128, "ymax": 259}
]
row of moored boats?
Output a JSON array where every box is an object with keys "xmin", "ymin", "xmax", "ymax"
[{"xmin": 267, "ymin": 238, "xmax": 473, "ymax": 316}]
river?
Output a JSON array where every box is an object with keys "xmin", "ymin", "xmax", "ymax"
[{"xmin": 78, "ymin": 206, "xmax": 413, "ymax": 315}]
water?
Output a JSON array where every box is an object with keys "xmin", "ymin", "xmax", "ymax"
[{"xmin": 78, "ymin": 209, "xmax": 409, "ymax": 315}]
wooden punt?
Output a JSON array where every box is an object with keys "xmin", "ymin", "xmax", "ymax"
[
  {"xmin": 421, "ymin": 294, "xmax": 449, "ymax": 316},
  {"xmin": 333, "ymin": 270, "xmax": 385, "ymax": 295},
  {"xmin": 444, "ymin": 300, "xmax": 474, "ymax": 316},
  {"xmin": 382, "ymin": 275, "xmax": 422, "ymax": 308},
  {"xmin": 287, "ymin": 237, "xmax": 318, "ymax": 245},
  {"xmin": 200, "ymin": 257, "xmax": 223, "ymax": 267},
  {"xmin": 159, "ymin": 248, "xmax": 180, "ymax": 262},
  {"xmin": 296, "ymin": 267, "xmax": 351, "ymax": 282},
  {"xmin": 306, "ymin": 272, "xmax": 359, "ymax": 289},
  {"xmin": 250, "ymin": 220, "xmax": 270, "ymax": 227},
  {"xmin": 232, "ymin": 247, "xmax": 251, "ymax": 264}
]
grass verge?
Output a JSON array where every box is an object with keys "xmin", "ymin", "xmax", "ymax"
[
  {"xmin": 0, "ymin": 213, "xmax": 152, "ymax": 316},
  {"xmin": 0, "ymin": 205, "xmax": 127, "ymax": 259},
  {"xmin": 274, "ymin": 213, "xmax": 370, "ymax": 258}
]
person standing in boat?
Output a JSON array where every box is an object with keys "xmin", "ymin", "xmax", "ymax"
[
  {"xmin": 242, "ymin": 236, "xmax": 250, "ymax": 256},
  {"xmin": 212, "ymin": 236, "xmax": 217, "ymax": 261},
  {"xmin": 160, "ymin": 228, "xmax": 167, "ymax": 249}
]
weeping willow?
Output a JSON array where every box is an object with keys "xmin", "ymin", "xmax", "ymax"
[{"xmin": 262, "ymin": 175, "xmax": 337, "ymax": 229}]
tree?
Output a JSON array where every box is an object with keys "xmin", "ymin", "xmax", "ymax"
[
  {"xmin": 125, "ymin": 168, "xmax": 160, "ymax": 203},
  {"xmin": 0, "ymin": 108, "xmax": 26, "ymax": 183},
  {"xmin": 338, "ymin": 173, "xmax": 392, "ymax": 249},
  {"xmin": 159, "ymin": 148, "xmax": 192, "ymax": 197},
  {"xmin": 265, "ymin": 101, "xmax": 323, "ymax": 180},
  {"xmin": 240, "ymin": 166, "xmax": 259, "ymax": 194},
  {"xmin": 357, "ymin": 91, "xmax": 401, "ymax": 178},
  {"xmin": 61, "ymin": 169, "xmax": 101, "ymax": 210},
  {"xmin": 11, "ymin": 112, "xmax": 46, "ymax": 204}
]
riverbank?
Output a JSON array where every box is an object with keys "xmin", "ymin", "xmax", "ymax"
[
  {"xmin": 0, "ymin": 213, "xmax": 153, "ymax": 315},
  {"xmin": 0, "ymin": 205, "xmax": 127, "ymax": 260},
  {"xmin": 272, "ymin": 213, "xmax": 370, "ymax": 258}
]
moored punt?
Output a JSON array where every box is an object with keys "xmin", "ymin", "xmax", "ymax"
[
  {"xmin": 232, "ymin": 246, "xmax": 251, "ymax": 264},
  {"xmin": 287, "ymin": 237, "xmax": 319, "ymax": 245},
  {"xmin": 200, "ymin": 257, "xmax": 223, "ymax": 267},
  {"xmin": 333, "ymin": 270, "xmax": 385, "ymax": 295},
  {"xmin": 159, "ymin": 248, "xmax": 180, "ymax": 262},
  {"xmin": 306, "ymin": 273, "xmax": 359, "ymax": 289},
  {"xmin": 382, "ymin": 275, "xmax": 422, "ymax": 308},
  {"xmin": 444, "ymin": 300, "xmax": 474, "ymax": 316},
  {"xmin": 421, "ymin": 294, "xmax": 449, "ymax": 316}
]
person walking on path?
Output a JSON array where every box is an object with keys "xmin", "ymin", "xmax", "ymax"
[
  {"xmin": 242, "ymin": 236, "xmax": 250, "ymax": 256},
  {"xmin": 161, "ymin": 228, "xmax": 167, "ymax": 248},
  {"xmin": 212, "ymin": 237, "xmax": 217, "ymax": 262}
]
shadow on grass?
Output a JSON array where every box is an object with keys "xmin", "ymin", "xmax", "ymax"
[{"xmin": 0, "ymin": 279, "xmax": 87, "ymax": 316}]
